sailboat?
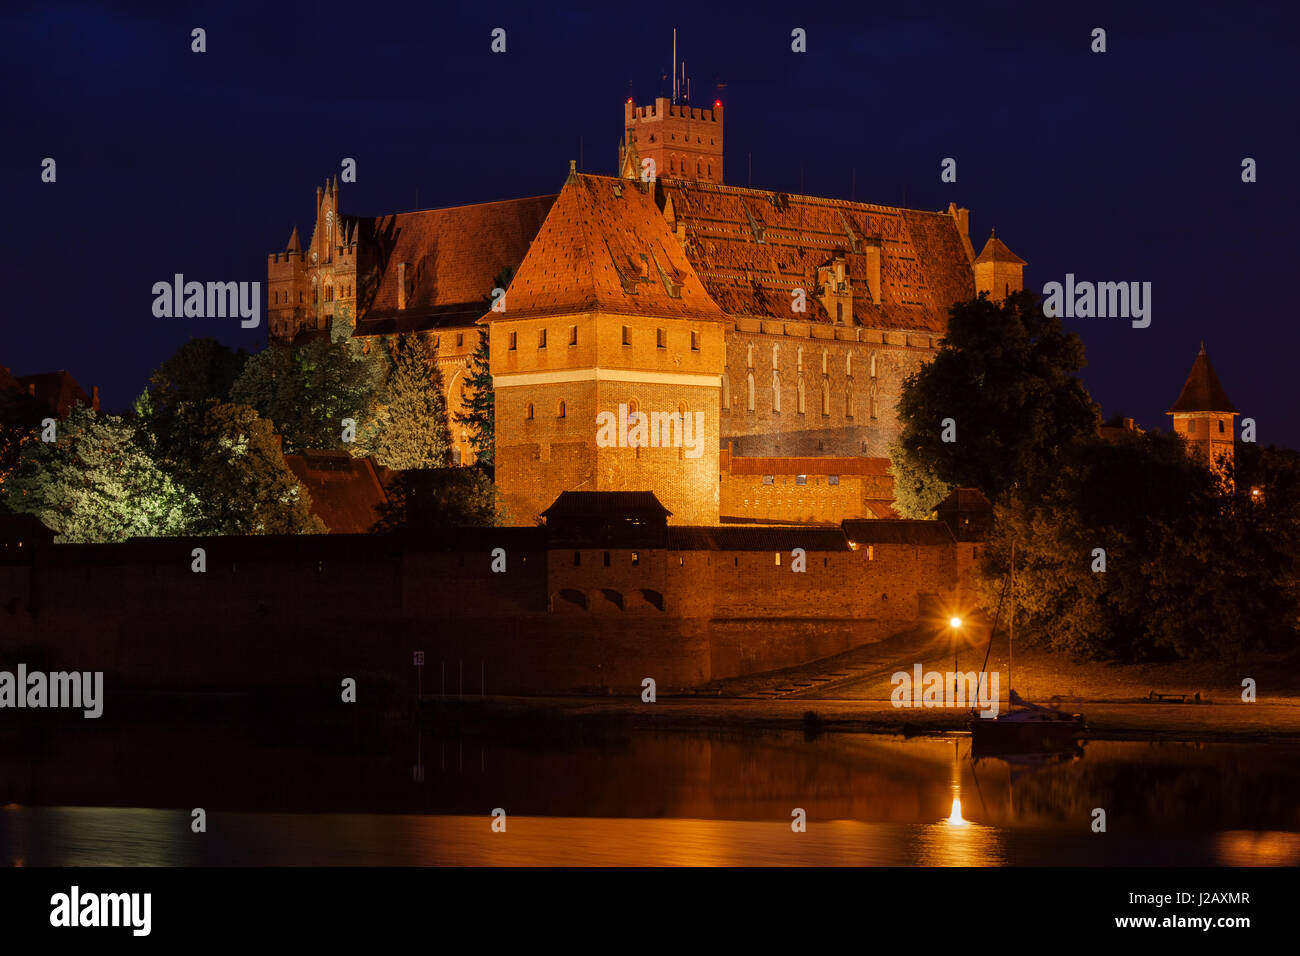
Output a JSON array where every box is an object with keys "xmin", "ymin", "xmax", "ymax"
[{"xmin": 968, "ymin": 540, "xmax": 1086, "ymax": 757}]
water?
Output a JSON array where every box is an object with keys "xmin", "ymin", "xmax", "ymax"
[{"xmin": 1, "ymin": 720, "xmax": 1297, "ymax": 865}]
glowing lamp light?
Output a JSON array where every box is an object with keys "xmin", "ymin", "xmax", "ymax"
[
  {"xmin": 626, "ymin": 97, "xmax": 634, "ymax": 104},
  {"xmin": 714, "ymin": 99, "xmax": 722, "ymax": 108},
  {"xmin": 949, "ymin": 616, "xmax": 962, "ymax": 629}
]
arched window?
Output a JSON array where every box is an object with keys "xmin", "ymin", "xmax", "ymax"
[
  {"xmin": 526, "ymin": 403, "xmax": 534, "ymax": 421},
  {"xmin": 746, "ymin": 372, "xmax": 755, "ymax": 412},
  {"xmin": 557, "ymin": 400, "xmax": 566, "ymax": 419}
]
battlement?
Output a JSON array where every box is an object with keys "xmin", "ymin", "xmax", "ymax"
[
  {"xmin": 625, "ymin": 97, "xmax": 722, "ymax": 123},
  {"xmin": 269, "ymin": 251, "xmax": 306, "ymax": 265}
]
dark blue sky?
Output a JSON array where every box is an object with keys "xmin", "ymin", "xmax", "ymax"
[{"xmin": 4, "ymin": 1, "xmax": 1297, "ymax": 444}]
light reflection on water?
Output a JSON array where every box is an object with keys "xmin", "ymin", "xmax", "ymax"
[{"xmin": 2, "ymin": 726, "xmax": 1299, "ymax": 866}]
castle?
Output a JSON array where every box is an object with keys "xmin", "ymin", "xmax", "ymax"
[{"xmin": 268, "ymin": 96, "xmax": 1025, "ymax": 525}]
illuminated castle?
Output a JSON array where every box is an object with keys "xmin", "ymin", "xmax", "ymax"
[{"xmin": 268, "ymin": 99, "xmax": 1025, "ymax": 524}]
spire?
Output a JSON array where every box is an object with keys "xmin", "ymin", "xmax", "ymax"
[
  {"xmin": 1168, "ymin": 344, "xmax": 1237, "ymax": 414},
  {"xmin": 287, "ymin": 226, "xmax": 301, "ymax": 254},
  {"xmin": 974, "ymin": 231, "xmax": 1025, "ymax": 265}
]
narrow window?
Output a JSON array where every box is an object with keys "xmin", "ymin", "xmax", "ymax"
[
  {"xmin": 1218, "ymin": 420, "xmax": 1225, "ymax": 433},
  {"xmin": 456, "ymin": 332, "xmax": 464, "ymax": 348},
  {"xmin": 657, "ymin": 328, "xmax": 667, "ymax": 349},
  {"xmin": 631, "ymin": 552, "xmax": 640, "ymax": 567},
  {"xmin": 557, "ymin": 400, "xmax": 566, "ymax": 419},
  {"xmin": 569, "ymin": 325, "xmax": 578, "ymax": 346},
  {"xmin": 691, "ymin": 331, "xmax": 700, "ymax": 351},
  {"xmin": 508, "ymin": 331, "xmax": 518, "ymax": 350},
  {"xmin": 603, "ymin": 552, "xmax": 611, "ymax": 567},
  {"xmin": 796, "ymin": 475, "xmax": 807, "ymax": 486},
  {"xmin": 774, "ymin": 552, "xmax": 781, "ymax": 566},
  {"xmin": 526, "ymin": 403, "xmax": 534, "ymax": 420},
  {"xmin": 573, "ymin": 552, "xmax": 581, "ymax": 567},
  {"xmin": 538, "ymin": 329, "xmax": 547, "ymax": 349},
  {"xmin": 622, "ymin": 326, "xmax": 631, "ymax": 346}
]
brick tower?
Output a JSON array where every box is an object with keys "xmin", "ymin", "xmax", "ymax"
[
  {"xmin": 1168, "ymin": 343, "xmax": 1237, "ymax": 476},
  {"xmin": 619, "ymin": 98, "xmax": 723, "ymax": 183},
  {"xmin": 973, "ymin": 230, "xmax": 1026, "ymax": 303},
  {"xmin": 487, "ymin": 166, "xmax": 729, "ymax": 524},
  {"xmin": 267, "ymin": 177, "xmax": 360, "ymax": 343}
]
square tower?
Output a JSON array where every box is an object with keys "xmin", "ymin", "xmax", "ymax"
[
  {"xmin": 621, "ymin": 98, "xmax": 723, "ymax": 184},
  {"xmin": 1167, "ymin": 344, "xmax": 1237, "ymax": 477}
]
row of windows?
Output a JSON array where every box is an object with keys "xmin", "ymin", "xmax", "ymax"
[
  {"xmin": 271, "ymin": 284, "xmax": 353, "ymax": 306},
  {"xmin": 760, "ymin": 475, "xmax": 841, "ymax": 486},
  {"xmin": 746, "ymin": 343, "xmax": 878, "ymax": 378},
  {"xmin": 506, "ymin": 327, "xmax": 703, "ymax": 351},
  {"xmin": 525, "ymin": 399, "xmax": 689, "ymax": 421},
  {"xmin": 722, "ymin": 373, "xmax": 879, "ymax": 418},
  {"xmin": 1187, "ymin": 419, "xmax": 1227, "ymax": 434}
]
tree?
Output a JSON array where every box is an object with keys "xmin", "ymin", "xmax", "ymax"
[
  {"xmin": 145, "ymin": 338, "xmax": 249, "ymax": 414},
  {"xmin": 887, "ymin": 439, "xmax": 951, "ymax": 518},
  {"xmin": 372, "ymin": 333, "xmax": 451, "ymax": 469},
  {"xmin": 147, "ymin": 400, "xmax": 325, "ymax": 535},
  {"xmin": 230, "ymin": 338, "xmax": 389, "ymax": 454},
  {"xmin": 455, "ymin": 328, "xmax": 494, "ymax": 467},
  {"xmin": 0, "ymin": 406, "xmax": 197, "ymax": 542},
  {"xmin": 372, "ymin": 466, "xmax": 501, "ymax": 530},
  {"xmin": 895, "ymin": 291, "xmax": 1100, "ymax": 504},
  {"xmin": 0, "ymin": 387, "xmax": 47, "ymax": 508},
  {"xmin": 979, "ymin": 431, "xmax": 1297, "ymax": 661}
]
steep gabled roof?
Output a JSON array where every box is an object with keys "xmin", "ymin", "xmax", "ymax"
[
  {"xmin": 1168, "ymin": 344, "xmax": 1237, "ymax": 414},
  {"xmin": 282, "ymin": 451, "xmax": 395, "ymax": 534},
  {"xmin": 541, "ymin": 490, "xmax": 671, "ymax": 520},
  {"xmin": 655, "ymin": 180, "xmax": 974, "ymax": 331},
  {"xmin": 488, "ymin": 174, "xmax": 731, "ymax": 323},
  {"xmin": 974, "ymin": 232, "xmax": 1026, "ymax": 265},
  {"xmin": 15, "ymin": 370, "xmax": 92, "ymax": 418},
  {"xmin": 353, "ymin": 194, "xmax": 557, "ymax": 335}
]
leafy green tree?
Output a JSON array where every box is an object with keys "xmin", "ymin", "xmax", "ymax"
[
  {"xmin": 1, "ymin": 406, "xmax": 197, "ymax": 542},
  {"xmin": 896, "ymin": 291, "xmax": 1100, "ymax": 504},
  {"xmin": 145, "ymin": 338, "xmax": 249, "ymax": 414},
  {"xmin": 979, "ymin": 431, "xmax": 1297, "ymax": 661},
  {"xmin": 372, "ymin": 333, "xmax": 451, "ymax": 470},
  {"xmin": 455, "ymin": 328, "xmax": 494, "ymax": 467},
  {"xmin": 887, "ymin": 439, "xmax": 952, "ymax": 518},
  {"xmin": 230, "ymin": 338, "xmax": 389, "ymax": 454},
  {"xmin": 372, "ymin": 466, "xmax": 501, "ymax": 530},
  {"xmin": 147, "ymin": 400, "xmax": 325, "ymax": 535}
]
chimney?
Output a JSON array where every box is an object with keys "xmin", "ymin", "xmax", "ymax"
[{"xmin": 863, "ymin": 237, "xmax": 882, "ymax": 305}]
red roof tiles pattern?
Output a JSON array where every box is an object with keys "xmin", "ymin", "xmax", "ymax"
[
  {"xmin": 488, "ymin": 174, "xmax": 731, "ymax": 323},
  {"xmin": 354, "ymin": 194, "xmax": 556, "ymax": 335},
  {"xmin": 657, "ymin": 180, "xmax": 975, "ymax": 332},
  {"xmin": 1168, "ymin": 345, "xmax": 1237, "ymax": 414}
]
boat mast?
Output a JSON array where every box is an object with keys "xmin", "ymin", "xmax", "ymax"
[{"xmin": 1009, "ymin": 539, "xmax": 1015, "ymax": 701}]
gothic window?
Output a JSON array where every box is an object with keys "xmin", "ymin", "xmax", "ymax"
[
  {"xmin": 797, "ymin": 378, "xmax": 806, "ymax": 414},
  {"xmin": 557, "ymin": 400, "xmax": 566, "ymax": 418},
  {"xmin": 747, "ymin": 372, "xmax": 755, "ymax": 412},
  {"xmin": 772, "ymin": 371, "xmax": 781, "ymax": 413},
  {"xmin": 822, "ymin": 379, "xmax": 831, "ymax": 416}
]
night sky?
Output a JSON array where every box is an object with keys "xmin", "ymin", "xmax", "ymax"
[{"xmin": 4, "ymin": 1, "xmax": 1297, "ymax": 444}]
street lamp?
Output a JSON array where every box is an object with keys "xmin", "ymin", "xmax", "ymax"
[{"xmin": 949, "ymin": 616, "xmax": 962, "ymax": 702}]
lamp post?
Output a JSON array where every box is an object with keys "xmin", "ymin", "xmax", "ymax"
[{"xmin": 949, "ymin": 616, "xmax": 962, "ymax": 703}]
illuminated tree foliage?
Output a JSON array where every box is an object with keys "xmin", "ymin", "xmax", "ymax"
[
  {"xmin": 146, "ymin": 400, "xmax": 325, "ymax": 535},
  {"xmin": 895, "ymin": 291, "xmax": 1099, "ymax": 505},
  {"xmin": 455, "ymin": 328, "xmax": 494, "ymax": 467},
  {"xmin": 1, "ymin": 406, "xmax": 196, "ymax": 542},
  {"xmin": 0, "ymin": 387, "xmax": 46, "ymax": 509},
  {"xmin": 230, "ymin": 338, "xmax": 388, "ymax": 455},
  {"xmin": 372, "ymin": 333, "xmax": 451, "ymax": 470},
  {"xmin": 887, "ymin": 439, "xmax": 951, "ymax": 519}
]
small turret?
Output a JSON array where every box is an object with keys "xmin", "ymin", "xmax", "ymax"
[
  {"xmin": 973, "ymin": 230, "xmax": 1026, "ymax": 303},
  {"xmin": 1167, "ymin": 343, "xmax": 1237, "ymax": 477}
]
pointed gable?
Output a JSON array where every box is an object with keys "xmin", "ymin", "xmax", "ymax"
[
  {"xmin": 1168, "ymin": 345, "xmax": 1237, "ymax": 414},
  {"xmin": 286, "ymin": 226, "xmax": 302, "ymax": 254},
  {"xmin": 487, "ymin": 174, "xmax": 729, "ymax": 323}
]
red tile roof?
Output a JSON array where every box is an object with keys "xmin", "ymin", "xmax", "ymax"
[
  {"xmin": 974, "ymin": 232, "xmax": 1026, "ymax": 265},
  {"xmin": 1168, "ymin": 344, "xmax": 1237, "ymax": 414},
  {"xmin": 657, "ymin": 180, "xmax": 975, "ymax": 331},
  {"xmin": 283, "ymin": 451, "xmax": 395, "ymax": 533},
  {"xmin": 488, "ymin": 174, "xmax": 732, "ymax": 323},
  {"xmin": 354, "ymin": 194, "xmax": 557, "ymax": 335},
  {"xmin": 14, "ymin": 370, "xmax": 93, "ymax": 418}
]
